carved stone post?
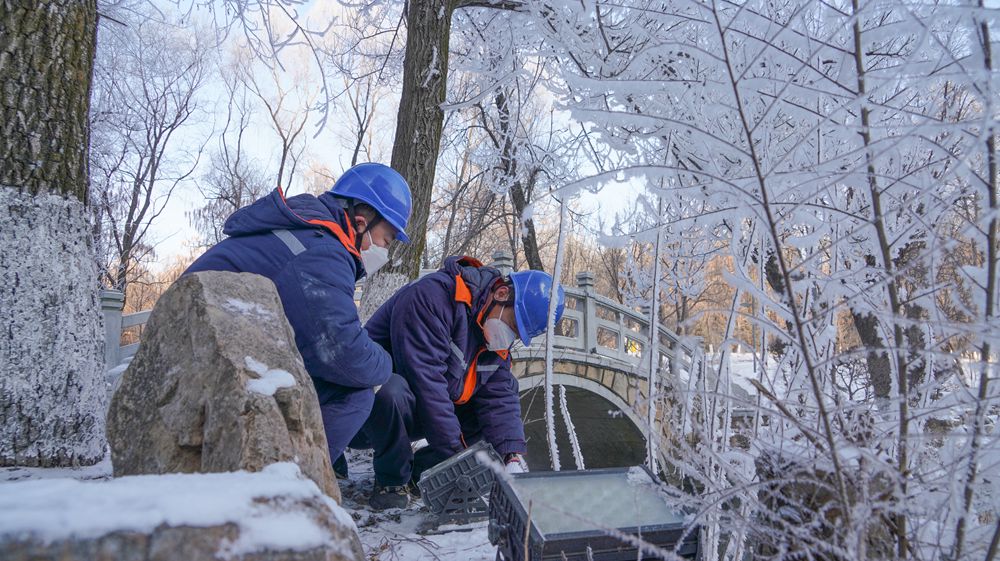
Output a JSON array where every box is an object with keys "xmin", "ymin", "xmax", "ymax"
[
  {"xmin": 491, "ymin": 250, "xmax": 514, "ymax": 277},
  {"xmin": 577, "ymin": 272, "xmax": 597, "ymax": 354},
  {"xmin": 101, "ymin": 290, "xmax": 124, "ymax": 369}
]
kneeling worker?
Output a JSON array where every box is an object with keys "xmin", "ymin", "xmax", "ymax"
[
  {"xmin": 353, "ymin": 256, "xmax": 565, "ymax": 509},
  {"xmin": 184, "ymin": 163, "xmax": 411, "ymax": 471}
]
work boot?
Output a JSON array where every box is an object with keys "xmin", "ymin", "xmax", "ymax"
[
  {"xmin": 332, "ymin": 454, "xmax": 349, "ymax": 480},
  {"xmin": 407, "ymin": 478, "xmax": 422, "ymax": 498},
  {"xmin": 369, "ymin": 482, "xmax": 409, "ymax": 510}
]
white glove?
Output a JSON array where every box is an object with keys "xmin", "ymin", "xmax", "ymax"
[{"xmin": 504, "ymin": 453, "xmax": 528, "ymax": 474}]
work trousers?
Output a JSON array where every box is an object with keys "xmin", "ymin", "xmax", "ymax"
[
  {"xmin": 349, "ymin": 373, "xmax": 483, "ymax": 486},
  {"xmin": 313, "ymin": 377, "xmax": 375, "ymax": 466}
]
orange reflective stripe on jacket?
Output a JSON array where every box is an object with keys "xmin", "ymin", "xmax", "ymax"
[
  {"xmin": 306, "ymin": 219, "xmax": 360, "ymax": 258},
  {"xmin": 451, "ymin": 260, "xmax": 508, "ymax": 405},
  {"xmin": 277, "ymin": 187, "xmax": 361, "ymax": 258},
  {"xmin": 453, "ymin": 274, "xmax": 478, "ymax": 405},
  {"xmin": 454, "ymin": 274, "xmax": 473, "ymax": 307},
  {"xmin": 453, "ymin": 270, "xmax": 481, "ymax": 406}
]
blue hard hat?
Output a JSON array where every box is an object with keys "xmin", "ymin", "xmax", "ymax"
[
  {"xmin": 509, "ymin": 270, "xmax": 565, "ymax": 345},
  {"xmin": 328, "ymin": 163, "xmax": 412, "ymax": 243}
]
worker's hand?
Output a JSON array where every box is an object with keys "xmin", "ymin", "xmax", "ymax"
[{"xmin": 504, "ymin": 453, "xmax": 528, "ymax": 474}]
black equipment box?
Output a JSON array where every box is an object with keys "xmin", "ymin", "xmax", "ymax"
[
  {"xmin": 417, "ymin": 440, "xmax": 502, "ymax": 528},
  {"xmin": 488, "ymin": 466, "xmax": 700, "ymax": 561}
]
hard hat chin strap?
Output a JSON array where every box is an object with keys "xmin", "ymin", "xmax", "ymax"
[
  {"xmin": 346, "ymin": 197, "xmax": 382, "ymax": 239},
  {"xmin": 481, "ymin": 281, "xmax": 514, "ymax": 324}
]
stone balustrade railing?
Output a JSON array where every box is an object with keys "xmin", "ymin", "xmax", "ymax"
[{"xmin": 101, "ymin": 251, "xmax": 696, "ymax": 380}]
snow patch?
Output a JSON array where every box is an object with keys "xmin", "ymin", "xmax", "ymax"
[
  {"xmin": 104, "ymin": 354, "xmax": 134, "ymax": 396},
  {"xmin": 244, "ymin": 356, "xmax": 296, "ymax": 396},
  {"xmin": 421, "ymin": 46, "xmax": 440, "ymax": 88},
  {"xmin": 106, "ymin": 362, "xmax": 129, "ymax": 378},
  {"xmin": 0, "ymin": 462, "xmax": 352, "ymax": 553},
  {"xmin": 223, "ymin": 510, "xmax": 333, "ymax": 556},
  {"xmin": 0, "ymin": 454, "xmax": 112, "ymax": 484},
  {"xmin": 223, "ymin": 298, "xmax": 276, "ymax": 320},
  {"xmin": 626, "ymin": 465, "xmax": 654, "ymax": 486},
  {"xmin": 520, "ymin": 203, "xmax": 535, "ymax": 236}
]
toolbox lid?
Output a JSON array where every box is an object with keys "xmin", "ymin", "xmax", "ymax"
[{"xmin": 508, "ymin": 467, "xmax": 686, "ymax": 537}]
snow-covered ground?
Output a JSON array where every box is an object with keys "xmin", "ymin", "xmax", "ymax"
[
  {"xmin": 0, "ymin": 356, "xmax": 777, "ymax": 560},
  {"xmin": 0, "ymin": 455, "xmax": 114, "ymax": 484},
  {"xmin": 0, "ymin": 449, "xmax": 498, "ymax": 561},
  {"xmin": 340, "ymin": 448, "xmax": 498, "ymax": 561},
  {"xmin": 0, "ymin": 462, "xmax": 358, "ymax": 557}
]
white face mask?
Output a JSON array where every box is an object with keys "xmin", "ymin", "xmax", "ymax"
[
  {"xmin": 360, "ymin": 232, "xmax": 389, "ymax": 275},
  {"xmin": 484, "ymin": 305, "xmax": 518, "ymax": 351}
]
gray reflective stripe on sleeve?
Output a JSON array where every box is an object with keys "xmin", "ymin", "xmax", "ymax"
[
  {"xmin": 273, "ymin": 229, "xmax": 306, "ymax": 256},
  {"xmin": 476, "ymin": 364, "xmax": 500, "ymax": 373},
  {"xmin": 450, "ymin": 342, "xmax": 464, "ymax": 362}
]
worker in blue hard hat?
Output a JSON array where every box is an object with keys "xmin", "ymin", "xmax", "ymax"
[
  {"xmin": 350, "ymin": 257, "xmax": 566, "ymax": 509},
  {"xmin": 184, "ymin": 163, "xmax": 412, "ymax": 474}
]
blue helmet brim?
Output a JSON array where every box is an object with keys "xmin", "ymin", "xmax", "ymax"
[
  {"xmin": 510, "ymin": 270, "xmax": 564, "ymax": 347},
  {"xmin": 383, "ymin": 215, "xmax": 409, "ymax": 243},
  {"xmin": 514, "ymin": 303, "xmax": 532, "ymax": 346}
]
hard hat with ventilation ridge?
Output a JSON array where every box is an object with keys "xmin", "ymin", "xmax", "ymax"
[
  {"xmin": 328, "ymin": 163, "xmax": 412, "ymax": 243},
  {"xmin": 509, "ymin": 270, "xmax": 565, "ymax": 345}
]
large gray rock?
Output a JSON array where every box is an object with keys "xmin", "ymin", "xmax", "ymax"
[
  {"xmin": 0, "ymin": 464, "xmax": 364, "ymax": 561},
  {"xmin": 106, "ymin": 271, "xmax": 340, "ymax": 502}
]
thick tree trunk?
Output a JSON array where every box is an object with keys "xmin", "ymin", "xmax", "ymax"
[
  {"xmin": 1, "ymin": 0, "xmax": 95, "ymax": 199},
  {"xmin": 359, "ymin": 0, "xmax": 454, "ymax": 319},
  {"xmin": 850, "ymin": 311, "xmax": 893, "ymax": 399},
  {"xmin": 388, "ymin": 0, "xmax": 453, "ymax": 279},
  {"xmin": 0, "ymin": 0, "xmax": 107, "ymax": 466}
]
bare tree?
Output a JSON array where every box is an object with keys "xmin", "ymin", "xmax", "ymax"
[
  {"xmin": 475, "ymin": 88, "xmax": 549, "ymax": 271},
  {"xmin": 190, "ymin": 55, "xmax": 270, "ymax": 246},
  {"xmin": 339, "ymin": 72, "xmax": 390, "ymax": 167},
  {"xmin": 358, "ymin": 0, "xmax": 538, "ymax": 317},
  {"xmin": 530, "ymin": 1, "xmax": 999, "ymax": 559},
  {"xmin": 323, "ymin": 8, "xmax": 402, "ymax": 169},
  {"xmin": 90, "ymin": 15, "xmax": 209, "ymax": 295},
  {"xmin": 425, "ymin": 126, "xmax": 501, "ymax": 265},
  {"xmin": 235, "ymin": 50, "xmax": 315, "ymax": 192}
]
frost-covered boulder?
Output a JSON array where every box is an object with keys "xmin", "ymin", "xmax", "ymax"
[
  {"xmin": 754, "ymin": 450, "xmax": 893, "ymax": 559},
  {"xmin": 106, "ymin": 271, "xmax": 341, "ymax": 501},
  {"xmin": 0, "ymin": 188, "xmax": 107, "ymax": 468},
  {"xmin": 0, "ymin": 463, "xmax": 363, "ymax": 561}
]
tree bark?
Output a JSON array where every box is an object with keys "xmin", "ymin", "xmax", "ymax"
[
  {"xmin": 493, "ymin": 89, "xmax": 545, "ymax": 271},
  {"xmin": 387, "ymin": 0, "xmax": 454, "ymax": 280},
  {"xmin": 1, "ymin": 0, "xmax": 96, "ymax": 200},
  {"xmin": 850, "ymin": 311, "xmax": 893, "ymax": 399},
  {"xmin": 359, "ymin": 0, "xmax": 455, "ymax": 320},
  {"xmin": 0, "ymin": 0, "xmax": 106, "ymax": 467},
  {"xmin": 509, "ymin": 175, "xmax": 545, "ymax": 271}
]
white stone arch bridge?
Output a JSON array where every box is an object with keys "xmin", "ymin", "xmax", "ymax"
[{"xmin": 488, "ymin": 254, "xmax": 697, "ymax": 471}]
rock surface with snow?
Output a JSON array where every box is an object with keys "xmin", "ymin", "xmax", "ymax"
[
  {"xmin": 106, "ymin": 271, "xmax": 341, "ymax": 501},
  {"xmin": 0, "ymin": 463, "xmax": 363, "ymax": 561}
]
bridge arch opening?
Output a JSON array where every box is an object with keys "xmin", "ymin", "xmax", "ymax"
[{"xmin": 519, "ymin": 384, "xmax": 646, "ymax": 472}]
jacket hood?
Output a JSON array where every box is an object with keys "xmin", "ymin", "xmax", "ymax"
[
  {"xmin": 223, "ymin": 189, "xmax": 352, "ymax": 237},
  {"xmin": 440, "ymin": 256, "xmax": 503, "ymax": 315}
]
